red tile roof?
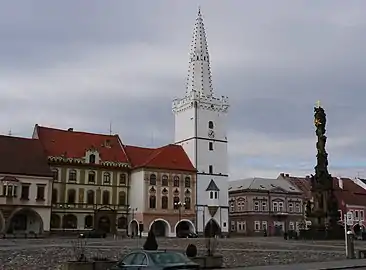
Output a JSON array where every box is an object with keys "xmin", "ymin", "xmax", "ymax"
[
  {"xmin": 34, "ymin": 125, "xmax": 129, "ymax": 163},
  {"xmin": 280, "ymin": 174, "xmax": 366, "ymax": 207},
  {"xmin": 124, "ymin": 144, "xmax": 196, "ymax": 172},
  {"xmin": 0, "ymin": 135, "xmax": 53, "ymax": 177},
  {"xmin": 34, "ymin": 125, "xmax": 196, "ymax": 172}
]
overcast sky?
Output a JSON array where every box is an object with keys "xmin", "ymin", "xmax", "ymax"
[{"xmin": 1, "ymin": 0, "xmax": 366, "ymax": 180}]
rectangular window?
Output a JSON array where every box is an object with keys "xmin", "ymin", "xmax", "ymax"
[
  {"xmin": 262, "ymin": 201, "xmax": 267, "ymax": 211},
  {"xmin": 21, "ymin": 185, "xmax": 30, "ymax": 200},
  {"xmin": 295, "ymin": 203, "xmax": 301, "ymax": 213},
  {"xmin": 236, "ymin": 221, "xmax": 246, "ymax": 232},
  {"xmin": 214, "ymin": 191, "xmax": 218, "ymax": 199},
  {"xmin": 230, "ymin": 201, "xmax": 234, "ymax": 212},
  {"xmin": 289, "ymin": 222, "xmax": 295, "ymax": 231},
  {"xmin": 210, "ymin": 191, "xmax": 213, "ymax": 199},
  {"xmin": 355, "ymin": 210, "xmax": 360, "ymax": 221},
  {"xmin": 254, "ymin": 221, "xmax": 261, "ymax": 231},
  {"xmin": 295, "ymin": 222, "xmax": 299, "ymax": 231},
  {"xmin": 231, "ymin": 221, "xmax": 235, "ymax": 232},
  {"xmin": 278, "ymin": 202, "xmax": 284, "ymax": 212},
  {"xmin": 254, "ymin": 201, "xmax": 260, "ymax": 211},
  {"xmin": 361, "ymin": 210, "xmax": 364, "ymax": 221},
  {"xmin": 36, "ymin": 185, "xmax": 45, "ymax": 200},
  {"xmin": 209, "ymin": 142, "xmax": 213, "ymax": 151},
  {"xmin": 288, "ymin": 203, "xmax": 294, "ymax": 212},
  {"xmin": 209, "ymin": 165, "xmax": 213, "ymax": 174},
  {"xmin": 262, "ymin": 221, "xmax": 268, "ymax": 231},
  {"xmin": 272, "ymin": 202, "xmax": 278, "ymax": 212}
]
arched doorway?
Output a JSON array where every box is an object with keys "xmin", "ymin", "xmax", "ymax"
[
  {"xmin": 204, "ymin": 219, "xmax": 221, "ymax": 237},
  {"xmin": 7, "ymin": 208, "xmax": 44, "ymax": 234},
  {"xmin": 95, "ymin": 206, "xmax": 116, "ymax": 234},
  {"xmin": 175, "ymin": 219, "xmax": 195, "ymax": 237},
  {"xmin": 117, "ymin": 216, "xmax": 127, "ymax": 230},
  {"xmin": 129, "ymin": 220, "xmax": 139, "ymax": 236},
  {"xmin": 84, "ymin": 215, "xmax": 93, "ymax": 229},
  {"xmin": 62, "ymin": 214, "xmax": 77, "ymax": 229},
  {"xmin": 150, "ymin": 219, "xmax": 170, "ymax": 237},
  {"xmin": 98, "ymin": 216, "xmax": 111, "ymax": 233},
  {"xmin": 50, "ymin": 214, "xmax": 61, "ymax": 229}
]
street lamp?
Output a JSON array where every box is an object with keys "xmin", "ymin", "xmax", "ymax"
[{"xmin": 174, "ymin": 201, "xmax": 186, "ymax": 222}]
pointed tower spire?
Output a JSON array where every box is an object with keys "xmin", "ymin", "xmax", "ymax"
[{"xmin": 186, "ymin": 8, "xmax": 213, "ymax": 96}]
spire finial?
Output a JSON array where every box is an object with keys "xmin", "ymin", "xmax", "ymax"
[{"xmin": 198, "ymin": 5, "xmax": 201, "ymax": 15}]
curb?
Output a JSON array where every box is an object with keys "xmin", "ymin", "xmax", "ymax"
[{"xmin": 319, "ymin": 266, "xmax": 366, "ymax": 270}]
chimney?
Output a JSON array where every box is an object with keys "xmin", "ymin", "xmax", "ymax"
[
  {"xmin": 280, "ymin": 173, "xmax": 285, "ymax": 177},
  {"xmin": 285, "ymin": 173, "xmax": 289, "ymax": 177},
  {"xmin": 338, "ymin": 178, "xmax": 343, "ymax": 189},
  {"xmin": 68, "ymin": 128, "xmax": 73, "ymax": 132},
  {"xmin": 305, "ymin": 175, "xmax": 310, "ymax": 179}
]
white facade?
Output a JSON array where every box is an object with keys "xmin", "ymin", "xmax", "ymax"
[
  {"xmin": 0, "ymin": 174, "xmax": 52, "ymax": 233},
  {"xmin": 172, "ymin": 9, "xmax": 230, "ymax": 235}
]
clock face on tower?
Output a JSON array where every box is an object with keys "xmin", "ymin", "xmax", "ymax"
[{"xmin": 208, "ymin": 129, "xmax": 215, "ymax": 138}]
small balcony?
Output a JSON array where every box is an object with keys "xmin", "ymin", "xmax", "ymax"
[{"xmin": 271, "ymin": 210, "xmax": 288, "ymax": 216}]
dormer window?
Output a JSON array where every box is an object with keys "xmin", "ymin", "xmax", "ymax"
[
  {"xmin": 208, "ymin": 121, "xmax": 214, "ymax": 129},
  {"xmin": 89, "ymin": 154, "xmax": 96, "ymax": 164}
]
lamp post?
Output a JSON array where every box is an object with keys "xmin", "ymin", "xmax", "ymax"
[{"xmin": 174, "ymin": 201, "xmax": 186, "ymax": 223}]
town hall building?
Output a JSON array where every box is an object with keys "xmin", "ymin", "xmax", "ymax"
[{"xmin": 172, "ymin": 9, "xmax": 230, "ymax": 236}]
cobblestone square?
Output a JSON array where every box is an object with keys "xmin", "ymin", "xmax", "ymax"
[{"xmin": 0, "ymin": 236, "xmax": 360, "ymax": 270}]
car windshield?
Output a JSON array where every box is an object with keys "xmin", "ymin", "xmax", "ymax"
[{"xmin": 150, "ymin": 252, "xmax": 191, "ymax": 265}]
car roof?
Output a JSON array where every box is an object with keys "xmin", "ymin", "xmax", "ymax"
[{"xmin": 130, "ymin": 250, "xmax": 178, "ymax": 253}]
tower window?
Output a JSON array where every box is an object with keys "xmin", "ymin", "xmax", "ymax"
[
  {"xmin": 209, "ymin": 165, "xmax": 213, "ymax": 174},
  {"xmin": 209, "ymin": 142, "xmax": 213, "ymax": 151},
  {"xmin": 208, "ymin": 121, "xmax": 214, "ymax": 129}
]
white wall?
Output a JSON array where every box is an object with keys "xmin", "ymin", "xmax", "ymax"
[
  {"xmin": 173, "ymin": 99, "xmax": 229, "ymax": 233},
  {"xmin": 129, "ymin": 170, "xmax": 145, "ymax": 213},
  {"xmin": 0, "ymin": 173, "xmax": 52, "ymax": 232}
]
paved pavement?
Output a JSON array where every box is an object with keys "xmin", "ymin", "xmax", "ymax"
[
  {"xmin": 1, "ymin": 237, "xmax": 366, "ymax": 269},
  {"xmin": 235, "ymin": 259, "xmax": 366, "ymax": 270}
]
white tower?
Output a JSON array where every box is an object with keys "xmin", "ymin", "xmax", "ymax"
[{"xmin": 172, "ymin": 9, "xmax": 230, "ymax": 236}]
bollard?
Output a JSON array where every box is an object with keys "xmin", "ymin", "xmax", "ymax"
[{"xmin": 347, "ymin": 230, "xmax": 355, "ymax": 259}]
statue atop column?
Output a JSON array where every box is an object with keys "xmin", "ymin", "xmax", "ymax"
[{"xmin": 306, "ymin": 101, "xmax": 340, "ymax": 237}]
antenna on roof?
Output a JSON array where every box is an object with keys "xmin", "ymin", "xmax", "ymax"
[{"xmin": 109, "ymin": 121, "xmax": 112, "ymax": 135}]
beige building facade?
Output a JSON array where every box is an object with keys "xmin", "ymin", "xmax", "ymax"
[
  {"xmin": 126, "ymin": 145, "xmax": 197, "ymax": 237},
  {"xmin": 229, "ymin": 177, "xmax": 304, "ymax": 236},
  {"xmin": 0, "ymin": 136, "xmax": 53, "ymax": 235}
]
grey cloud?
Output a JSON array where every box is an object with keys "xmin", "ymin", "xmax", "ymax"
[{"xmin": 2, "ymin": 0, "xmax": 366, "ymax": 179}]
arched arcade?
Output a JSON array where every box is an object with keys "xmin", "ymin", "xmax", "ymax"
[{"xmin": 149, "ymin": 219, "xmax": 171, "ymax": 237}]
